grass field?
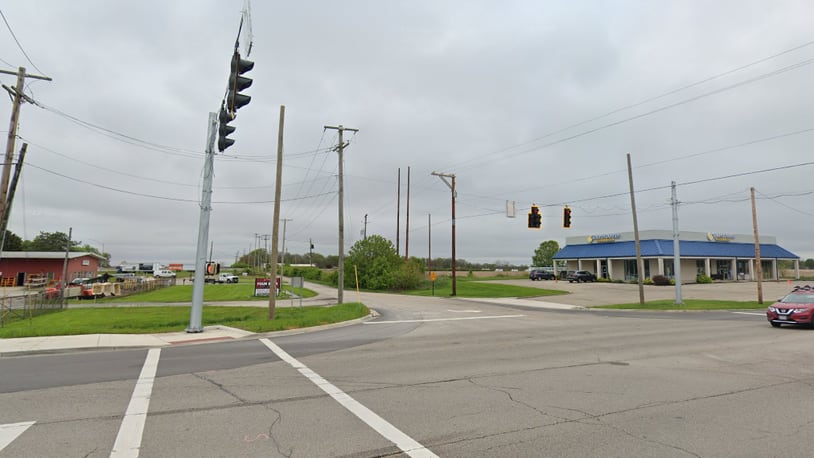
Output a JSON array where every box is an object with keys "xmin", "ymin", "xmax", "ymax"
[
  {"xmin": 84, "ymin": 281, "xmax": 317, "ymax": 303},
  {"xmin": 0, "ymin": 303, "xmax": 369, "ymax": 338}
]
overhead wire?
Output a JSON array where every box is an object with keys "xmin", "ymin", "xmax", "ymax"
[{"xmin": 0, "ymin": 8, "xmax": 48, "ymax": 77}]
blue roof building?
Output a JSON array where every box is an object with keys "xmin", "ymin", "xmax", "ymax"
[{"xmin": 553, "ymin": 230, "xmax": 799, "ymax": 282}]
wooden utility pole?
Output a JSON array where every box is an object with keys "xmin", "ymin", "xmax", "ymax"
[
  {"xmin": 751, "ymin": 187, "xmax": 763, "ymax": 304},
  {"xmin": 432, "ymin": 171, "xmax": 457, "ymax": 296},
  {"xmin": 627, "ymin": 153, "xmax": 645, "ymax": 305},
  {"xmin": 0, "ymin": 67, "xmax": 51, "ymax": 228},
  {"xmin": 396, "ymin": 168, "xmax": 401, "ymax": 256},
  {"xmin": 0, "ymin": 143, "xmax": 26, "ymax": 252},
  {"xmin": 405, "ymin": 166, "xmax": 411, "ymax": 261},
  {"xmin": 324, "ymin": 124, "xmax": 358, "ymax": 305},
  {"xmin": 269, "ymin": 106, "xmax": 285, "ymax": 319}
]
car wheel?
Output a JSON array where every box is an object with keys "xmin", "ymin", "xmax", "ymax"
[{"xmin": 770, "ymin": 321, "xmax": 781, "ymax": 328}]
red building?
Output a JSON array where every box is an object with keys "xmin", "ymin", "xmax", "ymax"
[{"xmin": 0, "ymin": 252, "xmax": 105, "ymax": 287}]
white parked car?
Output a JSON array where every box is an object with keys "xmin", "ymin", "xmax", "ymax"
[{"xmin": 153, "ymin": 270, "xmax": 177, "ymax": 278}]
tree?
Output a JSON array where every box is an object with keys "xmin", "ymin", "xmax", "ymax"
[
  {"xmin": 24, "ymin": 231, "xmax": 79, "ymax": 252},
  {"xmin": 532, "ymin": 240, "xmax": 560, "ymax": 267},
  {"xmin": 804, "ymin": 258, "xmax": 814, "ymax": 269},
  {"xmin": 344, "ymin": 235, "xmax": 401, "ymax": 289},
  {"xmin": 2, "ymin": 230, "xmax": 23, "ymax": 251}
]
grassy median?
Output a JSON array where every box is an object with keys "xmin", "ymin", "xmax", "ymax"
[{"xmin": 0, "ymin": 303, "xmax": 369, "ymax": 338}]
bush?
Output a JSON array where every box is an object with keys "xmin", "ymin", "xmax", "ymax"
[
  {"xmin": 391, "ymin": 259, "xmax": 425, "ymax": 290},
  {"xmin": 643, "ymin": 278, "xmax": 654, "ymax": 285},
  {"xmin": 696, "ymin": 274, "xmax": 713, "ymax": 284},
  {"xmin": 652, "ymin": 275, "xmax": 670, "ymax": 286}
]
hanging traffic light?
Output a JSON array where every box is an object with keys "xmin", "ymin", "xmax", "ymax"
[
  {"xmin": 563, "ymin": 206, "xmax": 572, "ymax": 228},
  {"xmin": 218, "ymin": 51, "xmax": 254, "ymax": 152},
  {"xmin": 217, "ymin": 105, "xmax": 235, "ymax": 152},
  {"xmin": 227, "ymin": 51, "xmax": 253, "ymax": 113},
  {"xmin": 527, "ymin": 205, "xmax": 542, "ymax": 229}
]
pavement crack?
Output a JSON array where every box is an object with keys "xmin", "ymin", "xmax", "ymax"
[{"xmin": 192, "ymin": 372, "xmax": 249, "ymax": 404}]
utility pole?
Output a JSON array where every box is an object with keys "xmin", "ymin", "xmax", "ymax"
[
  {"xmin": 269, "ymin": 105, "xmax": 285, "ymax": 319},
  {"xmin": 1, "ymin": 67, "xmax": 51, "ymax": 228},
  {"xmin": 671, "ymin": 181, "xmax": 683, "ymax": 305},
  {"xmin": 396, "ymin": 168, "xmax": 401, "ymax": 256},
  {"xmin": 324, "ymin": 124, "xmax": 358, "ymax": 305},
  {"xmin": 626, "ymin": 153, "xmax": 645, "ymax": 305},
  {"xmin": 60, "ymin": 227, "xmax": 72, "ymax": 310},
  {"xmin": 751, "ymin": 187, "xmax": 763, "ymax": 304},
  {"xmin": 280, "ymin": 218, "xmax": 292, "ymax": 273},
  {"xmin": 428, "ymin": 213, "xmax": 431, "ymax": 272},
  {"xmin": 187, "ymin": 112, "xmax": 218, "ymax": 333},
  {"xmin": 405, "ymin": 166, "xmax": 411, "ymax": 261},
  {"xmin": 363, "ymin": 214, "xmax": 368, "ymax": 240},
  {"xmin": 432, "ymin": 171, "xmax": 457, "ymax": 296},
  {"xmin": 0, "ymin": 143, "xmax": 26, "ymax": 252},
  {"xmin": 309, "ymin": 238, "xmax": 314, "ymax": 266}
]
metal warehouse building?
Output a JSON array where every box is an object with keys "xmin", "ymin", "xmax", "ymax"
[{"xmin": 553, "ymin": 230, "xmax": 800, "ymax": 282}]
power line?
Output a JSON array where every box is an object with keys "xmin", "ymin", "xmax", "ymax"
[{"xmin": 0, "ymin": 8, "xmax": 48, "ymax": 76}]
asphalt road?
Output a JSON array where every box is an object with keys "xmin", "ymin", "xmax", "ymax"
[{"xmin": 2, "ymin": 288, "xmax": 813, "ymax": 457}]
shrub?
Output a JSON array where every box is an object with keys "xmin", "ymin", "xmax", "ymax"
[
  {"xmin": 643, "ymin": 278, "xmax": 654, "ymax": 285},
  {"xmin": 652, "ymin": 275, "xmax": 670, "ymax": 286},
  {"xmin": 696, "ymin": 274, "xmax": 713, "ymax": 284}
]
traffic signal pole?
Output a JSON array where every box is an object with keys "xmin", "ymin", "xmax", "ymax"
[{"xmin": 187, "ymin": 112, "xmax": 217, "ymax": 333}]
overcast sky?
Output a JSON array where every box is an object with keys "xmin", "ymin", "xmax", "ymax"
[{"xmin": 1, "ymin": 1, "xmax": 813, "ymax": 267}]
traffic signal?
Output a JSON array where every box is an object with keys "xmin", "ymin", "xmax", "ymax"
[
  {"xmin": 563, "ymin": 206, "xmax": 572, "ymax": 228},
  {"xmin": 206, "ymin": 262, "xmax": 216, "ymax": 275},
  {"xmin": 218, "ymin": 51, "xmax": 254, "ymax": 152},
  {"xmin": 527, "ymin": 205, "xmax": 542, "ymax": 229},
  {"xmin": 227, "ymin": 51, "xmax": 253, "ymax": 113},
  {"xmin": 217, "ymin": 105, "xmax": 235, "ymax": 152}
]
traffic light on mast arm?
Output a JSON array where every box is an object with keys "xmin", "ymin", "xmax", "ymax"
[
  {"xmin": 217, "ymin": 50, "xmax": 254, "ymax": 152},
  {"xmin": 527, "ymin": 205, "xmax": 542, "ymax": 229},
  {"xmin": 563, "ymin": 206, "xmax": 572, "ymax": 228}
]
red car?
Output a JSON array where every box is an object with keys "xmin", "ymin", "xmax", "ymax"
[{"xmin": 767, "ymin": 285, "xmax": 814, "ymax": 328}]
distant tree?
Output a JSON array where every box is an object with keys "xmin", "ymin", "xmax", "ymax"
[
  {"xmin": 24, "ymin": 231, "xmax": 79, "ymax": 252},
  {"xmin": 344, "ymin": 235, "xmax": 401, "ymax": 289},
  {"xmin": 804, "ymin": 258, "xmax": 814, "ymax": 269},
  {"xmin": 532, "ymin": 240, "xmax": 560, "ymax": 267},
  {"xmin": 75, "ymin": 243, "xmax": 111, "ymax": 267},
  {"xmin": 2, "ymin": 230, "xmax": 23, "ymax": 250}
]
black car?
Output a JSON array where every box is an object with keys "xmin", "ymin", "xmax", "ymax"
[
  {"xmin": 529, "ymin": 269, "xmax": 555, "ymax": 280},
  {"xmin": 567, "ymin": 270, "xmax": 597, "ymax": 283}
]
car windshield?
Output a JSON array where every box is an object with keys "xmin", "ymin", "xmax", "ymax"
[{"xmin": 780, "ymin": 294, "xmax": 814, "ymax": 304}]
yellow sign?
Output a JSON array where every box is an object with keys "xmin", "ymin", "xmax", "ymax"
[{"xmin": 430, "ymin": 272, "xmax": 437, "ymax": 281}]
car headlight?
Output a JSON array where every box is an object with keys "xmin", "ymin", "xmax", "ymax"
[
  {"xmin": 793, "ymin": 308, "xmax": 809, "ymax": 313},
  {"xmin": 768, "ymin": 306, "xmax": 777, "ymax": 312}
]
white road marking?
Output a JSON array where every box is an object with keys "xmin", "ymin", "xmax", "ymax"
[
  {"xmin": 732, "ymin": 312, "xmax": 765, "ymax": 316},
  {"xmin": 260, "ymin": 338, "xmax": 438, "ymax": 458},
  {"xmin": 110, "ymin": 348, "xmax": 161, "ymax": 458},
  {"xmin": 447, "ymin": 309, "xmax": 481, "ymax": 313},
  {"xmin": 0, "ymin": 421, "xmax": 35, "ymax": 451},
  {"xmin": 364, "ymin": 314, "xmax": 525, "ymax": 324}
]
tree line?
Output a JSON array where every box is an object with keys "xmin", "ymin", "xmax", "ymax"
[{"xmin": 2, "ymin": 230, "xmax": 110, "ymax": 266}]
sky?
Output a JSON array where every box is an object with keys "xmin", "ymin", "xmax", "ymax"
[{"xmin": 1, "ymin": 1, "xmax": 813, "ymax": 267}]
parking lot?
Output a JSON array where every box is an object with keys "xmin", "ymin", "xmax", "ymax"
[{"xmin": 497, "ymin": 277, "xmax": 810, "ymax": 307}]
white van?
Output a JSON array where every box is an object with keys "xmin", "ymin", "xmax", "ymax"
[{"xmin": 153, "ymin": 270, "xmax": 176, "ymax": 278}]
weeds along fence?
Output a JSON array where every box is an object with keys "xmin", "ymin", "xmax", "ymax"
[{"xmin": 0, "ymin": 291, "xmax": 62, "ymax": 326}]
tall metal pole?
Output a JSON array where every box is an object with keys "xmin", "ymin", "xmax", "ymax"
[
  {"xmin": 325, "ymin": 124, "xmax": 358, "ymax": 305},
  {"xmin": 428, "ymin": 213, "xmax": 431, "ymax": 272},
  {"xmin": 187, "ymin": 112, "xmax": 218, "ymax": 333},
  {"xmin": 60, "ymin": 227, "xmax": 72, "ymax": 310},
  {"xmin": 269, "ymin": 106, "xmax": 285, "ymax": 319},
  {"xmin": 626, "ymin": 153, "xmax": 645, "ymax": 305},
  {"xmin": 671, "ymin": 181, "xmax": 683, "ymax": 305},
  {"xmin": 751, "ymin": 187, "xmax": 763, "ymax": 304}
]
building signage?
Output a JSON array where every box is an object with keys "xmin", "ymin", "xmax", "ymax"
[
  {"xmin": 707, "ymin": 232, "xmax": 735, "ymax": 242},
  {"xmin": 254, "ymin": 278, "xmax": 271, "ymax": 296},
  {"xmin": 587, "ymin": 233, "xmax": 621, "ymax": 243}
]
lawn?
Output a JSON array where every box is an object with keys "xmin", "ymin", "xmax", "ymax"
[
  {"xmin": 83, "ymin": 281, "xmax": 317, "ymax": 303},
  {"xmin": 405, "ymin": 277, "xmax": 568, "ymax": 298},
  {"xmin": 0, "ymin": 303, "xmax": 369, "ymax": 338},
  {"xmin": 596, "ymin": 299, "xmax": 768, "ymax": 310}
]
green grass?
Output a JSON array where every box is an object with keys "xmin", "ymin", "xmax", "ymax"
[
  {"xmin": 0, "ymin": 303, "xmax": 369, "ymax": 338},
  {"xmin": 80, "ymin": 281, "xmax": 316, "ymax": 303},
  {"xmin": 596, "ymin": 299, "xmax": 767, "ymax": 310},
  {"xmin": 405, "ymin": 277, "xmax": 567, "ymax": 298}
]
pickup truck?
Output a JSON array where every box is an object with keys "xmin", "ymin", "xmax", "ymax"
[{"xmin": 206, "ymin": 273, "xmax": 239, "ymax": 284}]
